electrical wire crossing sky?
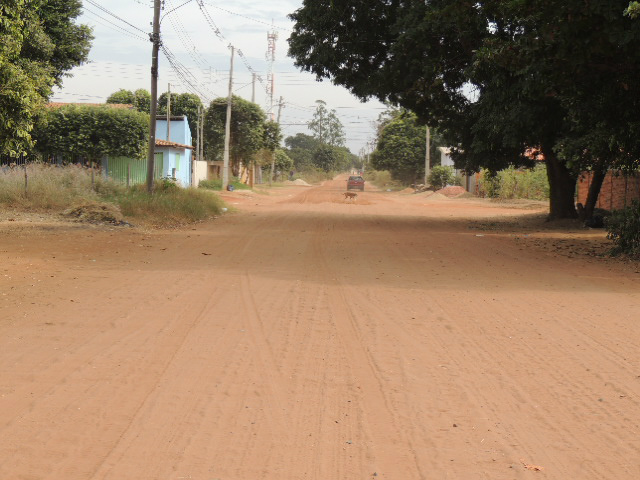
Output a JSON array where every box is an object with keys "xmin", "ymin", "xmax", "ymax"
[{"xmin": 53, "ymin": 0, "xmax": 386, "ymax": 154}]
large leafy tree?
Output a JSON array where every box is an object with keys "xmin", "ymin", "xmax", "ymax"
[
  {"xmin": 158, "ymin": 92, "xmax": 203, "ymax": 143},
  {"xmin": 203, "ymin": 96, "xmax": 266, "ymax": 175},
  {"xmin": 0, "ymin": 0, "xmax": 92, "ymax": 156},
  {"xmin": 33, "ymin": 104, "xmax": 149, "ymax": 161},
  {"xmin": 284, "ymin": 133, "xmax": 323, "ymax": 170},
  {"xmin": 289, "ymin": 0, "xmax": 640, "ymax": 220},
  {"xmin": 308, "ymin": 100, "xmax": 346, "ymax": 147},
  {"xmin": 371, "ymin": 110, "xmax": 426, "ymax": 184}
]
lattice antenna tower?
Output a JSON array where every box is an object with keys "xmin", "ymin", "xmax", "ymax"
[{"xmin": 266, "ymin": 28, "xmax": 278, "ymax": 120}]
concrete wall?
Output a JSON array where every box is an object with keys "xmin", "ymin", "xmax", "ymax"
[
  {"xmin": 577, "ymin": 171, "xmax": 640, "ymax": 211},
  {"xmin": 193, "ymin": 160, "xmax": 208, "ymax": 187}
]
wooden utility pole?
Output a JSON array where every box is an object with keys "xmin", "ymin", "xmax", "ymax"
[
  {"xmin": 222, "ymin": 46, "xmax": 234, "ymax": 191},
  {"xmin": 146, "ymin": 0, "xmax": 161, "ymax": 193},
  {"xmin": 425, "ymin": 126, "xmax": 431, "ymax": 186},
  {"xmin": 167, "ymin": 83, "xmax": 171, "ymax": 141}
]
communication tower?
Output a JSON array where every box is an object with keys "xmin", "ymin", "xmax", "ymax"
[{"xmin": 266, "ymin": 29, "xmax": 278, "ymax": 120}]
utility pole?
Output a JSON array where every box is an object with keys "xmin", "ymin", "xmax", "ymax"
[
  {"xmin": 196, "ymin": 104, "xmax": 201, "ymax": 161},
  {"xmin": 200, "ymin": 106, "xmax": 205, "ymax": 163},
  {"xmin": 166, "ymin": 83, "xmax": 171, "ymax": 141},
  {"xmin": 277, "ymin": 96, "xmax": 284, "ymax": 123},
  {"xmin": 425, "ymin": 125, "xmax": 431, "ymax": 187},
  {"xmin": 146, "ymin": 0, "xmax": 161, "ymax": 194},
  {"xmin": 222, "ymin": 45, "xmax": 234, "ymax": 191},
  {"xmin": 269, "ymin": 97, "xmax": 284, "ymax": 187},
  {"xmin": 251, "ymin": 72, "xmax": 256, "ymax": 103}
]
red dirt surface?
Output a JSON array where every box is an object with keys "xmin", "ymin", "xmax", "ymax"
[{"xmin": 1, "ymin": 176, "xmax": 639, "ymax": 479}]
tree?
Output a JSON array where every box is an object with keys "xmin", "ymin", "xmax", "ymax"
[
  {"xmin": 132, "ymin": 89, "xmax": 151, "ymax": 114},
  {"xmin": 203, "ymin": 96, "xmax": 265, "ymax": 175},
  {"xmin": 106, "ymin": 89, "xmax": 151, "ymax": 113},
  {"xmin": 107, "ymin": 89, "xmax": 135, "ymax": 105},
  {"xmin": 26, "ymin": 0, "xmax": 93, "ymax": 87},
  {"xmin": 271, "ymin": 149, "xmax": 294, "ymax": 173},
  {"xmin": 371, "ymin": 111, "xmax": 426, "ymax": 184},
  {"xmin": 308, "ymin": 100, "xmax": 345, "ymax": 147},
  {"xmin": 284, "ymin": 133, "xmax": 323, "ymax": 170},
  {"xmin": 159, "ymin": 92, "xmax": 203, "ymax": 144},
  {"xmin": 627, "ymin": 2, "xmax": 640, "ymax": 18},
  {"xmin": 312, "ymin": 145, "xmax": 342, "ymax": 172},
  {"xmin": 288, "ymin": 1, "xmax": 640, "ymax": 220},
  {"xmin": 0, "ymin": 0, "xmax": 92, "ymax": 156},
  {"xmin": 33, "ymin": 104, "xmax": 149, "ymax": 161}
]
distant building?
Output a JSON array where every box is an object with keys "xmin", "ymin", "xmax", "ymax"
[{"xmin": 155, "ymin": 115, "xmax": 193, "ymax": 186}]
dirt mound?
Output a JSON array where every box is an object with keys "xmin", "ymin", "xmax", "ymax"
[
  {"xmin": 435, "ymin": 186, "xmax": 468, "ymax": 197},
  {"xmin": 421, "ymin": 192, "xmax": 448, "ymax": 202},
  {"xmin": 285, "ymin": 179, "xmax": 312, "ymax": 186},
  {"xmin": 63, "ymin": 203, "xmax": 127, "ymax": 225}
]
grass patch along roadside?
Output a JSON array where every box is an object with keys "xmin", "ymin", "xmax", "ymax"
[{"xmin": 0, "ymin": 164, "xmax": 226, "ymax": 227}]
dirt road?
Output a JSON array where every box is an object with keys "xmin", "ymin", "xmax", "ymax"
[{"xmin": 1, "ymin": 177, "xmax": 639, "ymax": 479}]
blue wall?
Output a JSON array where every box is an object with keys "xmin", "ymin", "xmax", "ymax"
[
  {"xmin": 156, "ymin": 116, "xmax": 193, "ymax": 186},
  {"xmin": 156, "ymin": 116, "xmax": 191, "ymax": 146}
]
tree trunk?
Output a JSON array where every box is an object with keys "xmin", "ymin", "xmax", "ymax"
[
  {"xmin": 583, "ymin": 164, "xmax": 607, "ymax": 221},
  {"xmin": 543, "ymin": 148, "xmax": 578, "ymax": 220}
]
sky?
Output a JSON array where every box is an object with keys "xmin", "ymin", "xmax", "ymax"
[{"xmin": 52, "ymin": 0, "xmax": 386, "ymax": 155}]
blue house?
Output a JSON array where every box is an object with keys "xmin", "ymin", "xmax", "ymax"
[
  {"xmin": 101, "ymin": 114, "xmax": 194, "ymax": 186},
  {"xmin": 155, "ymin": 115, "xmax": 193, "ymax": 186}
]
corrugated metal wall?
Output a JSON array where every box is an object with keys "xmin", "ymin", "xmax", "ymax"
[{"xmin": 105, "ymin": 154, "xmax": 163, "ymax": 185}]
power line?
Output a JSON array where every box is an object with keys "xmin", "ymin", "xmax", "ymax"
[
  {"xmin": 201, "ymin": 1, "xmax": 292, "ymax": 32},
  {"xmin": 161, "ymin": 44, "xmax": 218, "ymax": 102},
  {"xmin": 195, "ymin": 0, "xmax": 270, "ymax": 97},
  {"xmin": 84, "ymin": 0, "xmax": 147, "ymax": 34},
  {"xmin": 164, "ymin": 0, "xmax": 212, "ymax": 70},
  {"xmin": 82, "ymin": 7, "xmax": 148, "ymax": 41}
]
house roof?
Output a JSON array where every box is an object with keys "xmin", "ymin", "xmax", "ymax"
[
  {"xmin": 155, "ymin": 139, "xmax": 193, "ymax": 150},
  {"xmin": 47, "ymin": 102, "xmax": 134, "ymax": 109}
]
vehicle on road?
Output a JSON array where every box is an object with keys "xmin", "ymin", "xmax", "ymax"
[{"xmin": 347, "ymin": 175, "xmax": 365, "ymax": 191}]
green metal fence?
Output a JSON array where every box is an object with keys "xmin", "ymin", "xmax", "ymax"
[{"xmin": 105, "ymin": 154, "xmax": 163, "ymax": 185}]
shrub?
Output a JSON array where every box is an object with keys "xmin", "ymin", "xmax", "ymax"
[
  {"xmin": 478, "ymin": 165, "xmax": 549, "ymax": 200},
  {"xmin": 118, "ymin": 186, "xmax": 225, "ymax": 226},
  {"xmin": 292, "ymin": 166, "xmax": 334, "ymax": 184},
  {"xmin": 606, "ymin": 201, "xmax": 640, "ymax": 257},
  {"xmin": 363, "ymin": 169, "xmax": 403, "ymax": 190},
  {"xmin": 428, "ymin": 165, "xmax": 456, "ymax": 189},
  {"xmin": 199, "ymin": 177, "xmax": 250, "ymax": 190}
]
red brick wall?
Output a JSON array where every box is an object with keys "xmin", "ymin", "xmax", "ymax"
[{"xmin": 577, "ymin": 171, "xmax": 640, "ymax": 211}]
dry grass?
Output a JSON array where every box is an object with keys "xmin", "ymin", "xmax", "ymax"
[{"xmin": 0, "ymin": 164, "xmax": 226, "ymax": 227}]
